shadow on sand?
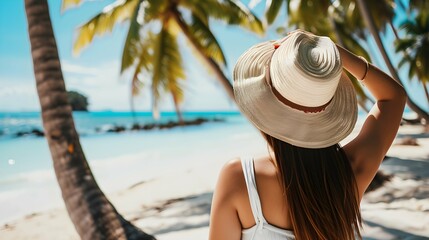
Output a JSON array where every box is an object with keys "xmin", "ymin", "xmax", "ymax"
[
  {"xmin": 134, "ymin": 192, "xmax": 213, "ymax": 235},
  {"xmin": 128, "ymin": 144, "xmax": 429, "ymax": 238},
  {"xmin": 363, "ymin": 220, "xmax": 429, "ymax": 240},
  {"xmin": 381, "ymin": 156, "xmax": 429, "ymax": 180}
]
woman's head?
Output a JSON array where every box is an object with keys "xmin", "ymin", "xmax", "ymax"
[
  {"xmin": 233, "ymin": 30, "xmax": 358, "ymax": 148},
  {"xmin": 261, "ymin": 132, "xmax": 362, "ymax": 240}
]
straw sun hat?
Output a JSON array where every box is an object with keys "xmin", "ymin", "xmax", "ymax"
[{"xmin": 233, "ymin": 30, "xmax": 358, "ymax": 148}]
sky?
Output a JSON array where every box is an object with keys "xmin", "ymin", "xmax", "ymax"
[
  {"xmin": 0, "ymin": 0, "xmax": 427, "ymax": 112},
  {"xmin": 0, "ymin": 0, "xmax": 278, "ymax": 112}
]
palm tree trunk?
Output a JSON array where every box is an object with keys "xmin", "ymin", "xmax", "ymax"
[
  {"xmin": 24, "ymin": 1, "xmax": 155, "ymax": 239},
  {"xmin": 170, "ymin": 12, "xmax": 235, "ymax": 102},
  {"xmin": 355, "ymin": 0, "xmax": 429, "ymax": 123},
  {"xmin": 422, "ymin": 82, "xmax": 429, "ymax": 107}
]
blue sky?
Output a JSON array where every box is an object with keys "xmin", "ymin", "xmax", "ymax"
[
  {"xmin": 0, "ymin": 0, "xmax": 278, "ymax": 112},
  {"xmin": 0, "ymin": 0, "xmax": 427, "ymax": 112}
]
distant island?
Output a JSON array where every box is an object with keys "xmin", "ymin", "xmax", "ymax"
[{"xmin": 67, "ymin": 90, "xmax": 88, "ymax": 111}]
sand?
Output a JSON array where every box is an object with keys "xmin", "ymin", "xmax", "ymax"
[{"xmin": 1, "ymin": 124, "xmax": 428, "ymax": 240}]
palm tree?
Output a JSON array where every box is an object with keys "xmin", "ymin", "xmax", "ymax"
[
  {"xmin": 354, "ymin": 0, "xmax": 429, "ymax": 122},
  {"xmin": 63, "ymin": 0, "xmax": 263, "ymax": 121},
  {"xmin": 395, "ymin": 12, "xmax": 429, "ymax": 106},
  {"xmin": 24, "ymin": 0, "xmax": 155, "ymax": 239}
]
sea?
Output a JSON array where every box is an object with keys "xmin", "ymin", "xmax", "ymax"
[{"xmin": 0, "ymin": 111, "xmax": 258, "ymax": 224}]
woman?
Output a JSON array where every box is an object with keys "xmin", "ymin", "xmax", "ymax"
[{"xmin": 209, "ymin": 30, "xmax": 406, "ymax": 240}]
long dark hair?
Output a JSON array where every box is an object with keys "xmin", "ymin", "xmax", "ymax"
[{"xmin": 261, "ymin": 132, "xmax": 362, "ymax": 240}]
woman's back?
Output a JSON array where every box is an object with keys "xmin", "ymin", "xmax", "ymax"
[
  {"xmin": 236, "ymin": 152, "xmax": 363, "ymax": 239},
  {"xmin": 217, "ymin": 146, "xmax": 364, "ymax": 240},
  {"xmin": 239, "ymin": 157, "xmax": 295, "ymax": 240},
  {"xmin": 236, "ymin": 156, "xmax": 290, "ymax": 230}
]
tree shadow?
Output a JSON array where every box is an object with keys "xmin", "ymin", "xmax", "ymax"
[
  {"xmin": 141, "ymin": 192, "xmax": 212, "ymax": 218},
  {"xmin": 363, "ymin": 220, "xmax": 429, "ymax": 240},
  {"xmin": 381, "ymin": 156, "xmax": 429, "ymax": 180},
  {"xmin": 397, "ymin": 132, "xmax": 429, "ymax": 140},
  {"xmin": 361, "ymin": 155, "xmax": 429, "ymax": 205},
  {"xmin": 130, "ymin": 192, "xmax": 213, "ymax": 235}
]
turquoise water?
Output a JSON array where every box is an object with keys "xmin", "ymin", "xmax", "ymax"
[
  {"xmin": 0, "ymin": 111, "xmax": 240, "ymax": 137},
  {"xmin": 0, "ymin": 111, "xmax": 243, "ymax": 184},
  {"xmin": 0, "ymin": 111, "xmax": 254, "ymax": 223}
]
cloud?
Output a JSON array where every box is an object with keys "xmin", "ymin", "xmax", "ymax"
[
  {"xmin": 62, "ymin": 61, "xmax": 99, "ymax": 76},
  {"xmin": 0, "ymin": 56, "xmax": 237, "ymax": 112},
  {"xmin": 63, "ymin": 60, "xmax": 137, "ymax": 111},
  {"xmin": 0, "ymin": 79, "xmax": 40, "ymax": 111}
]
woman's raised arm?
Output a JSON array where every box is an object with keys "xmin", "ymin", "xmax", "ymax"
[{"xmin": 338, "ymin": 45, "xmax": 407, "ymax": 198}]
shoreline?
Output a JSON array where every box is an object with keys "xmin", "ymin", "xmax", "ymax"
[
  {"xmin": 3, "ymin": 116, "xmax": 226, "ymax": 138},
  {"xmin": 1, "ymin": 124, "xmax": 428, "ymax": 239}
]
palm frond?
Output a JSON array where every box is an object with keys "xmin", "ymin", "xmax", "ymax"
[
  {"xmin": 121, "ymin": 1, "xmax": 143, "ymax": 73},
  {"xmin": 61, "ymin": 0, "xmax": 84, "ymax": 11},
  {"xmin": 180, "ymin": 1, "xmax": 209, "ymax": 26},
  {"xmin": 408, "ymin": 61, "xmax": 417, "ymax": 81},
  {"xmin": 398, "ymin": 57, "xmax": 408, "ymax": 69},
  {"xmin": 265, "ymin": 0, "xmax": 284, "ymax": 25},
  {"xmin": 409, "ymin": 0, "xmax": 429, "ymax": 15},
  {"xmin": 130, "ymin": 35, "xmax": 153, "ymax": 96},
  {"xmin": 400, "ymin": 20, "xmax": 420, "ymax": 35},
  {"xmin": 341, "ymin": 1, "xmax": 366, "ymax": 39},
  {"xmin": 151, "ymin": 23, "xmax": 185, "ymax": 105},
  {"xmin": 143, "ymin": 0, "xmax": 169, "ymax": 22},
  {"xmin": 73, "ymin": 0, "xmax": 140, "ymax": 54},
  {"xmin": 287, "ymin": 0, "xmax": 333, "ymax": 34},
  {"xmin": 367, "ymin": 0, "xmax": 395, "ymax": 33},
  {"xmin": 416, "ymin": 45, "xmax": 429, "ymax": 82},
  {"xmin": 182, "ymin": 0, "xmax": 264, "ymax": 35},
  {"xmin": 394, "ymin": 38, "xmax": 416, "ymax": 53},
  {"xmin": 396, "ymin": 12, "xmax": 429, "ymax": 85},
  {"xmin": 186, "ymin": 14, "xmax": 227, "ymax": 66},
  {"xmin": 168, "ymin": 79, "xmax": 185, "ymax": 104},
  {"xmin": 131, "ymin": 71, "xmax": 145, "ymax": 96},
  {"xmin": 334, "ymin": 21, "xmax": 372, "ymax": 61}
]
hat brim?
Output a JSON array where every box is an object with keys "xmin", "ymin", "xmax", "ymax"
[{"xmin": 233, "ymin": 40, "xmax": 358, "ymax": 149}]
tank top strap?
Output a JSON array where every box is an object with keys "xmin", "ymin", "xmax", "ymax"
[{"xmin": 241, "ymin": 157, "xmax": 267, "ymax": 229}]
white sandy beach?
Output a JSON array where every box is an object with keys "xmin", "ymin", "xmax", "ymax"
[{"xmin": 1, "ymin": 123, "xmax": 428, "ymax": 240}]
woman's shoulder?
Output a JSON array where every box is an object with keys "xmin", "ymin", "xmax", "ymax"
[
  {"xmin": 219, "ymin": 158, "xmax": 244, "ymax": 183},
  {"xmin": 215, "ymin": 158, "xmax": 248, "ymax": 203},
  {"xmin": 220, "ymin": 156, "xmax": 274, "ymax": 180}
]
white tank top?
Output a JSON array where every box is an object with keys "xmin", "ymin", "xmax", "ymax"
[{"xmin": 241, "ymin": 157, "xmax": 295, "ymax": 240}]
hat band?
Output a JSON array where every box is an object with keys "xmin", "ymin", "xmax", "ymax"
[{"xmin": 265, "ymin": 48, "xmax": 332, "ymax": 113}]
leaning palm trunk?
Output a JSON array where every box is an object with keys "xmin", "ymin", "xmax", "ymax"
[
  {"xmin": 355, "ymin": 0, "xmax": 429, "ymax": 123},
  {"xmin": 423, "ymin": 84, "xmax": 429, "ymax": 107},
  {"xmin": 171, "ymin": 11, "xmax": 235, "ymax": 102},
  {"xmin": 24, "ymin": 0, "xmax": 155, "ymax": 239}
]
